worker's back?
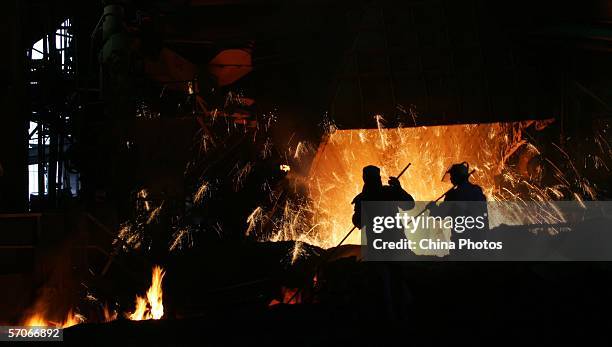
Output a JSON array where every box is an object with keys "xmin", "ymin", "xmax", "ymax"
[
  {"xmin": 444, "ymin": 181, "xmax": 486, "ymax": 202},
  {"xmin": 351, "ymin": 166, "xmax": 415, "ymax": 245}
]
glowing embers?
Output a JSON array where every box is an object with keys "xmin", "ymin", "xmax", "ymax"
[
  {"xmin": 268, "ymin": 287, "xmax": 301, "ymax": 306},
  {"xmin": 303, "ymin": 121, "xmax": 560, "ymax": 247}
]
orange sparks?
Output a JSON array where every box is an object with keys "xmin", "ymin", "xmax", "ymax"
[
  {"xmin": 301, "ymin": 122, "xmax": 513, "ymax": 246},
  {"xmin": 258, "ymin": 120, "xmax": 577, "ymax": 249}
]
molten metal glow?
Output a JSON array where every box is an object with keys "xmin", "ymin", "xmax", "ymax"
[
  {"xmin": 259, "ymin": 120, "xmax": 591, "ymax": 249},
  {"xmin": 127, "ymin": 265, "xmax": 165, "ymax": 321},
  {"xmin": 306, "ymin": 124, "xmax": 508, "ymax": 246}
]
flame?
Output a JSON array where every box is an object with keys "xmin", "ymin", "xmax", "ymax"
[
  {"xmin": 23, "ymin": 314, "xmax": 47, "ymax": 327},
  {"xmin": 59, "ymin": 310, "xmax": 84, "ymax": 328},
  {"xmin": 127, "ymin": 265, "xmax": 165, "ymax": 321},
  {"xmin": 147, "ymin": 266, "xmax": 165, "ymax": 319},
  {"xmin": 128, "ymin": 296, "xmax": 150, "ymax": 321},
  {"xmin": 23, "ymin": 310, "xmax": 84, "ymax": 328},
  {"xmin": 20, "ymin": 267, "xmax": 166, "ymax": 326},
  {"xmin": 103, "ymin": 304, "xmax": 118, "ymax": 322}
]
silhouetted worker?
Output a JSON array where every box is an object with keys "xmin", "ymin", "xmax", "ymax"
[
  {"xmin": 352, "ymin": 165, "xmax": 415, "ymax": 234},
  {"xmin": 427, "ymin": 162, "xmax": 488, "ymax": 256},
  {"xmin": 441, "ymin": 162, "xmax": 485, "ymax": 202},
  {"xmin": 351, "ymin": 165, "xmax": 415, "ymax": 319}
]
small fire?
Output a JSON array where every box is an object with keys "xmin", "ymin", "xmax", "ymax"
[
  {"xmin": 103, "ymin": 304, "xmax": 118, "ymax": 322},
  {"xmin": 127, "ymin": 265, "xmax": 165, "ymax": 321},
  {"xmin": 60, "ymin": 310, "xmax": 83, "ymax": 328},
  {"xmin": 20, "ymin": 266, "xmax": 166, "ymax": 326},
  {"xmin": 23, "ymin": 310, "xmax": 84, "ymax": 328}
]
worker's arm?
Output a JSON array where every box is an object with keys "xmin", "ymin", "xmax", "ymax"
[
  {"xmin": 427, "ymin": 189, "xmax": 456, "ymax": 216},
  {"xmin": 388, "ymin": 177, "xmax": 415, "ymax": 210}
]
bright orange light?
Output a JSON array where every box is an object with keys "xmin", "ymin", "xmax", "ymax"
[
  {"xmin": 23, "ymin": 314, "xmax": 47, "ymax": 327},
  {"xmin": 23, "ymin": 310, "xmax": 84, "ymax": 328},
  {"xmin": 264, "ymin": 120, "xmax": 557, "ymax": 249},
  {"xmin": 127, "ymin": 265, "xmax": 165, "ymax": 321},
  {"xmin": 305, "ymin": 123, "xmax": 511, "ymax": 246},
  {"xmin": 280, "ymin": 164, "xmax": 291, "ymax": 172}
]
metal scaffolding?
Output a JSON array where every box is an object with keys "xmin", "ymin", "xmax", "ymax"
[{"xmin": 26, "ymin": 17, "xmax": 79, "ymax": 210}]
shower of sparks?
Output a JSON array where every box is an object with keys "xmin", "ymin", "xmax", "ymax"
[
  {"xmin": 261, "ymin": 137, "xmax": 273, "ymax": 159},
  {"xmin": 193, "ymin": 181, "xmax": 209, "ymax": 205},
  {"xmin": 115, "ymin": 221, "xmax": 143, "ymax": 251},
  {"xmin": 374, "ymin": 114, "xmax": 388, "ymax": 150},
  {"xmin": 146, "ymin": 203, "xmax": 164, "ymax": 224},
  {"xmin": 397, "ymin": 103, "xmax": 418, "ymax": 126},
  {"xmin": 263, "ymin": 112, "xmax": 277, "ymax": 132},
  {"xmin": 200, "ymin": 131, "xmax": 215, "ymax": 153},
  {"xmin": 319, "ymin": 113, "xmax": 337, "ymax": 134},
  {"xmin": 250, "ymin": 118, "xmax": 609, "ymax": 249},
  {"xmin": 289, "ymin": 241, "xmax": 305, "ymax": 265},
  {"xmin": 233, "ymin": 162, "xmax": 252, "ymax": 191},
  {"xmin": 293, "ymin": 141, "xmax": 312, "ymax": 159},
  {"xmin": 168, "ymin": 226, "xmax": 196, "ymax": 251},
  {"xmin": 212, "ymin": 222, "xmax": 224, "ymax": 238},
  {"xmin": 246, "ymin": 206, "xmax": 265, "ymax": 236},
  {"xmin": 137, "ymin": 189, "xmax": 151, "ymax": 211}
]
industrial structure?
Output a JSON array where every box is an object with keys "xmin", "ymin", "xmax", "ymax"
[{"xmin": 1, "ymin": 0, "xmax": 611, "ymax": 344}]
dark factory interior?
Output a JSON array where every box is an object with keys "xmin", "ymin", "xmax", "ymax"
[{"xmin": 1, "ymin": 0, "xmax": 612, "ymax": 344}]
